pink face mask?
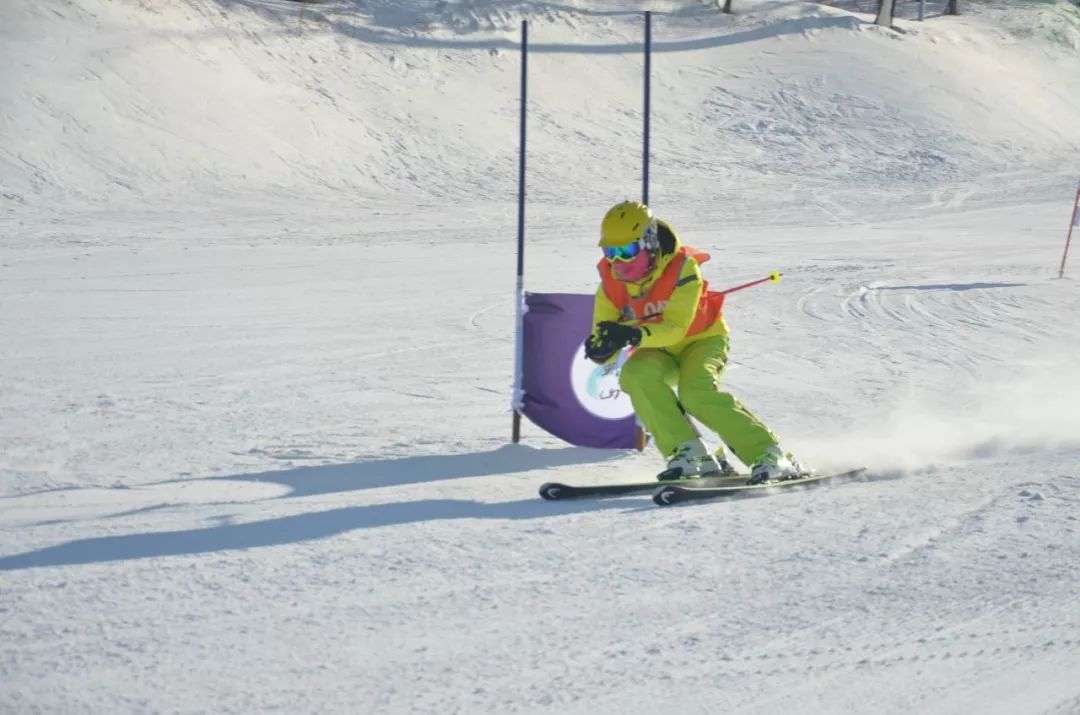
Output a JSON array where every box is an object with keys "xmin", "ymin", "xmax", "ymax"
[{"xmin": 612, "ymin": 250, "xmax": 652, "ymax": 282}]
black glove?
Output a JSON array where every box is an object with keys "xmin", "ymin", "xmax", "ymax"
[
  {"xmin": 585, "ymin": 333, "xmax": 619, "ymax": 363},
  {"xmin": 597, "ymin": 321, "xmax": 643, "ymax": 350},
  {"xmin": 584, "ymin": 322, "xmax": 643, "ymax": 363}
]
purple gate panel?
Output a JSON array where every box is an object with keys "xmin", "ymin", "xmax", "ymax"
[{"xmin": 520, "ymin": 292, "xmax": 637, "ymax": 449}]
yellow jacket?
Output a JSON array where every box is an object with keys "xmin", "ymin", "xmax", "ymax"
[{"xmin": 592, "ymin": 220, "xmax": 728, "ymax": 359}]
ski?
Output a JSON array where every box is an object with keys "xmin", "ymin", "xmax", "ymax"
[
  {"xmin": 652, "ymin": 467, "xmax": 869, "ymax": 506},
  {"xmin": 539, "ymin": 474, "xmax": 746, "ymax": 501}
]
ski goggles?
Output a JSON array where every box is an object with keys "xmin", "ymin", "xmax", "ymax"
[{"xmin": 602, "ymin": 240, "xmax": 644, "ymax": 262}]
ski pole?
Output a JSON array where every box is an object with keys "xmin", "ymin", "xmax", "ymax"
[
  {"xmin": 718, "ymin": 271, "xmax": 782, "ymax": 295},
  {"xmin": 631, "ymin": 272, "xmax": 783, "ymax": 324}
]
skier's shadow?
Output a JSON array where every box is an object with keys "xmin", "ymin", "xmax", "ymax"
[
  {"xmin": 183, "ymin": 443, "xmax": 621, "ymax": 498},
  {"xmin": 0, "ymin": 445, "xmax": 631, "ymax": 570},
  {"xmin": 0, "ymin": 467, "xmax": 906, "ymax": 571},
  {"xmin": 0, "ymin": 496, "xmax": 633, "ymax": 571}
]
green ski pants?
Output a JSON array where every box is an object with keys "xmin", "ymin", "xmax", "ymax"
[{"xmin": 618, "ymin": 335, "xmax": 779, "ymax": 466}]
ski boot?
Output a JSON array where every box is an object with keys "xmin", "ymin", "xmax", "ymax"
[
  {"xmin": 657, "ymin": 438, "xmax": 722, "ymax": 481},
  {"xmin": 748, "ymin": 446, "xmax": 808, "ymax": 485}
]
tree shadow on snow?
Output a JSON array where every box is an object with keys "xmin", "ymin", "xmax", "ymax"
[
  {"xmin": 0, "ymin": 495, "xmax": 632, "ymax": 571},
  {"xmin": 211, "ymin": 0, "xmax": 863, "ymax": 54},
  {"xmin": 330, "ymin": 15, "xmax": 863, "ymax": 54},
  {"xmin": 876, "ymin": 282, "xmax": 1026, "ymax": 292}
]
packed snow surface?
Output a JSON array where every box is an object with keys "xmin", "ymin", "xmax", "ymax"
[{"xmin": 2, "ymin": 0, "xmax": 1080, "ymax": 712}]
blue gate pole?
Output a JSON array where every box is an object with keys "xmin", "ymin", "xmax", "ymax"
[
  {"xmin": 512, "ymin": 20, "xmax": 528, "ymax": 443},
  {"xmin": 637, "ymin": 11, "xmax": 652, "ymax": 451},
  {"xmin": 643, "ymin": 11, "xmax": 651, "ymax": 206}
]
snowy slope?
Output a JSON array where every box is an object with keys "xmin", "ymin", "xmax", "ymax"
[
  {"xmin": 4, "ymin": 0, "xmax": 1080, "ymax": 218},
  {"xmin": 3, "ymin": 0, "xmax": 1080, "ymax": 713}
]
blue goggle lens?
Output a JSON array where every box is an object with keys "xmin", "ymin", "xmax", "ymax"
[{"xmin": 603, "ymin": 241, "xmax": 643, "ymax": 262}]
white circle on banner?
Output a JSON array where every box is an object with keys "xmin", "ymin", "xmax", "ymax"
[{"xmin": 570, "ymin": 343, "xmax": 635, "ymax": 420}]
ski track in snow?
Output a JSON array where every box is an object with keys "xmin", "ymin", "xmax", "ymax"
[{"xmin": 3, "ymin": 0, "xmax": 1080, "ymax": 712}]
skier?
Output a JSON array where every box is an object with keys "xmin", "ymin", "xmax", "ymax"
[{"xmin": 585, "ymin": 200, "xmax": 805, "ymax": 484}]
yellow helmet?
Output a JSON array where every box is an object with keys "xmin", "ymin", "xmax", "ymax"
[{"xmin": 599, "ymin": 201, "xmax": 656, "ymax": 248}]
